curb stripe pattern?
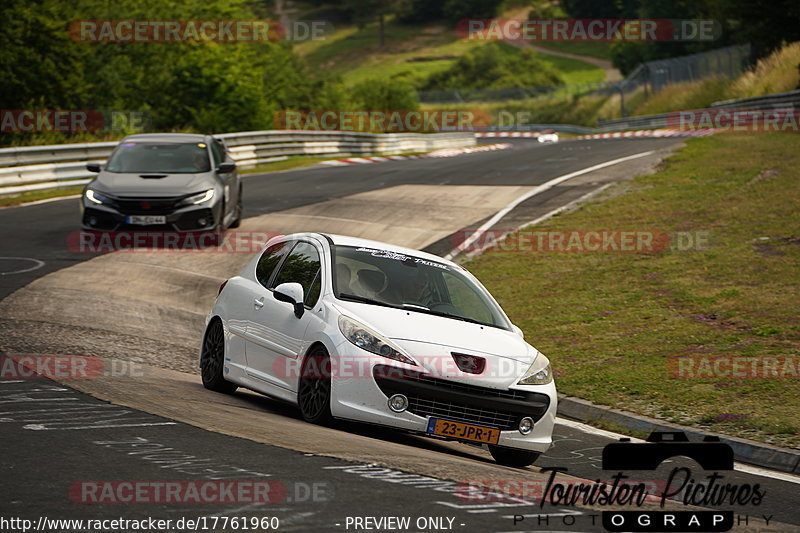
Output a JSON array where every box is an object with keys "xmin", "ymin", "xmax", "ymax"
[
  {"xmin": 577, "ymin": 128, "xmax": 717, "ymax": 139},
  {"xmin": 321, "ymin": 143, "xmax": 511, "ymax": 166},
  {"xmin": 475, "ymin": 129, "xmax": 717, "ymax": 140}
]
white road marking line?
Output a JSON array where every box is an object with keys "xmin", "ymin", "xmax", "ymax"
[
  {"xmin": 454, "ymin": 183, "xmax": 614, "ymax": 262},
  {"xmin": 0, "ymin": 256, "xmax": 45, "ymax": 276},
  {"xmin": 444, "ymin": 150, "xmax": 655, "ymax": 260},
  {"xmin": 23, "ymin": 421, "xmax": 177, "ymax": 430},
  {"xmin": 556, "ymin": 417, "xmax": 800, "ymax": 484}
]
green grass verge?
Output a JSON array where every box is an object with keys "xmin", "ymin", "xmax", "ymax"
[
  {"xmin": 534, "ymin": 50, "xmax": 606, "ymax": 85},
  {"xmin": 463, "ymin": 133, "xmax": 800, "ymax": 448},
  {"xmin": 241, "ymin": 156, "xmax": 332, "ymax": 174},
  {"xmin": 0, "ymin": 186, "xmax": 84, "ymax": 208},
  {"xmin": 531, "ymin": 41, "xmax": 614, "ymax": 61}
]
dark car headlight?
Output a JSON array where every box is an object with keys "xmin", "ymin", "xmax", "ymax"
[
  {"xmin": 85, "ymin": 188, "xmax": 111, "ymax": 205},
  {"xmin": 178, "ymin": 189, "xmax": 215, "ymax": 207}
]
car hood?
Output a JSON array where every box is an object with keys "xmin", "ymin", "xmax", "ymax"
[
  {"xmin": 93, "ymin": 171, "xmax": 214, "ymax": 196},
  {"xmin": 333, "ymin": 300, "xmax": 537, "ymax": 386}
]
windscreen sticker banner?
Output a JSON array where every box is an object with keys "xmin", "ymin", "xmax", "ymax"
[{"xmin": 354, "ymin": 247, "xmax": 449, "ymax": 270}]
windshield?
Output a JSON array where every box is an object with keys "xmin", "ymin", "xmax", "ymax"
[
  {"xmin": 332, "ymin": 245, "xmax": 510, "ymax": 330},
  {"xmin": 105, "ymin": 142, "xmax": 210, "ymax": 173}
]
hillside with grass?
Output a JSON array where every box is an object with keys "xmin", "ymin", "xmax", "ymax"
[{"xmin": 293, "ymin": 5, "xmax": 608, "ymax": 91}]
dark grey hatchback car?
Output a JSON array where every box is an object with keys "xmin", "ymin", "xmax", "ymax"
[{"xmin": 81, "ymin": 133, "xmax": 242, "ymax": 232}]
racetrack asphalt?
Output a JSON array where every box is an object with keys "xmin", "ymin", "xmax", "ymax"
[{"xmin": 2, "ymin": 137, "xmax": 798, "ymax": 532}]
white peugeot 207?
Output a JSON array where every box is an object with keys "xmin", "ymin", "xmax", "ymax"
[{"xmin": 199, "ymin": 232, "xmax": 556, "ymax": 467}]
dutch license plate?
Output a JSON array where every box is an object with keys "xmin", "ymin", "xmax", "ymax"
[
  {"xmin": 126, "ymin": 215, "xmax": 166, "ymax": 225},
  {"xmin": 426, "ymin": 418, "xmax": 500, "ymax": 444}
]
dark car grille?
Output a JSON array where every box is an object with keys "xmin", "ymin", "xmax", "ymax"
[
  {"xmin": 372, "ymin": 365, "xmax": 550, "ymax": 431},
  {"xmin": 113, "ymin": 197, "xmax": 184, "ymax": 215}
]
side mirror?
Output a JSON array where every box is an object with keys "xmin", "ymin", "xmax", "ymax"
[
  {"xmin": 273, "ymin": 282, "xmax": 305, "ymax": 318},
  {"xmin": 217, "ymin": 161, "xmax": 236, "ymax": 174},
  {"xmin": 86, "ymin": 163, "xmax": 101, "ymax": 173},
  {"xmin": 512, "ymin": 324, "xmax": 524, "ymax": 338}
]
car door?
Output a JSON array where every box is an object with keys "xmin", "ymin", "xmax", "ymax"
[
  {"xmin": 211, "ymin": 138, "xmax": 237, "ymax": 222},
  {"xmin": 245, "ymin": 240, "xmax": 323, "ymax": 391}
]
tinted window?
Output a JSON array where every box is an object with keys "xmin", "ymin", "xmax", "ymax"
[
  {"xmin": 272, "ymin": 242, "xmax": 321, "ymax": 306},
  {"xmin": 256, "ymin": 241, "xmax": 291, "ymax": 288},
  {"xmin": 332, "ymin": 245, "xmax": 510, "ymax": 330},
  {"xmin": 210, "ymin": 140, "xmax": 223, "ymax": 167},
  {"xmin": 106, "ymin": 142, "xmax": 211, "ymax": 173},
  {"xmin": 305, "ymin": 271, "xmax": 322, "ymax": 307}
]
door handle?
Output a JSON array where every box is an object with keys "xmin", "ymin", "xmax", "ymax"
[{"xmin": 254, "ymin": 297, "xmax": 264, "ymax": 309}]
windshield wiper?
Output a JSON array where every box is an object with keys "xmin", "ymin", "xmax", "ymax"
[
  {"xmin": 337, "ymin": 293, "xmax": 402, "ymax": 310},
  {"xmin": 400, "ymin": 304, "xmax": 495, "ymax": 328},
  {"xmin": 338, "ymin": 293, "xmax": 501, "ymax": 329}
]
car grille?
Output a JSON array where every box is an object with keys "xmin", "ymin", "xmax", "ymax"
[
  {"xmin": 113, "ymin": 197, "xmax": 184, "ymax": 215},
  {"xmin": 372, "ymin": 365, "xmax": 550, "ymax": 431},
  {"xmin": 407, "ymin": 396, "xmax": 520, "ymax": 430}
]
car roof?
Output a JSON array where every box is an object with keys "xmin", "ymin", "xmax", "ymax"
[
  {"xmin": 121, "ymin": 133, "xmax": 211, "ymax": 144},
  {"xmin": 280, "ymin": 232, "xmax": 462, "ymax": 269}
]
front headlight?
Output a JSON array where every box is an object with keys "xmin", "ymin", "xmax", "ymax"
[
  {"xmin": 85, "ymin": 188, "xmax": 110, "ymax": 205},
  {"xmin": 519, "ymin": 353, "xmax": 553, "ymax": 385},
  {"xmin": 179, "ymin": 189, "xmax": 214, "ymax": 207},
  {"xmin": 338, "ymin": 315, "xmax": 416, "ymax": 365}
]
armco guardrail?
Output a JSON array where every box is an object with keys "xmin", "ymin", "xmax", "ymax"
[
  {"xmin": 597, "ymin": 89, "xmax": 800, "ymax": 132},
  {"xmin": 596, "ymin": 113, "xmax": 671, "ymax": 132},
  {"xmin": 484, "ymin": 124, "xmax": 595, "ymax": 134},
  {"xmin": 710, "ymin": 89, "xmax": 800, "ymax": 111},
  {"xmin": 0, "ymin": 130, "xmax": 476, "ymax": 195}
]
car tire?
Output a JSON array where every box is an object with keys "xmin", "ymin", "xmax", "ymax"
[
  {"xmin": 229, "ymin": 187, "xmax": 242, "ymax": 229},
  {"xmin": 297, "ymin": 346, "xmax": 333, "ymax": 425},
  {"xmin": 200, "ymin": 319, "xmax": 237, "ymax": 394},
  {"xmin": 488, "ymin": 445, "xmax": 540, "ymax": 468}
]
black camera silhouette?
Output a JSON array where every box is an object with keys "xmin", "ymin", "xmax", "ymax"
[{"xmin": 602, "ymin": 431, "xmax": 734, "ymax": 470}]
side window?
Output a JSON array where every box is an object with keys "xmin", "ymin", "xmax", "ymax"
[
  {"xmin": 271, "ymin": 242, "xmax": 322, "ymax": 307},
  {"xmin": 210, "ymin": 140, "xmax": 223, "ymax": 167},
  {"xmin": 305, "ymin": 271, "xmax": 321, "ymax": 307},
  {"xmin": 256, "ymin": 241, "xmax": 291, "ymax": 288}
]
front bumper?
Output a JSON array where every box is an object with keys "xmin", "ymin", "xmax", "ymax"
[
  {"xmin": 329, "ymin": 345, "xmax": 557, "ymax": 453},
  {"xmin": 81, "ymin": 196, "xmax": 220, "ymax": 232}
]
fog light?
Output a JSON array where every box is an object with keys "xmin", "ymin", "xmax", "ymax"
[
  {"xmin": 388, "ymin": 394, "xmax": 408, "ymax": 413},
  {"xmin": 88, "ymin": 216, "xmax": 98, "ymax": 226},
  {"xmin": 197, "ymin": 218, "xmax": 208, "ymax": 227},
  {"xmin": 519, "ymin": 417, "xmax": 534, "ymax": 435}
]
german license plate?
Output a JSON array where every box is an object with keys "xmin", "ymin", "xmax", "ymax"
[
  {"xmin": 126, "ymin": 215, "xmax": 166, "ymax": 225},
  {"xmin": 426, "ymin": 418, "xmax": 500, "ymax": 444}
]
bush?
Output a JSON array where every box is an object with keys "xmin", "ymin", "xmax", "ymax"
[
  {"xmin": 422, "ymin": 42, "xmax": 563, "ymax": 90},
  {"xmin": 350, "ymin": 78, "xmax": 420, "ymax": 111}
]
